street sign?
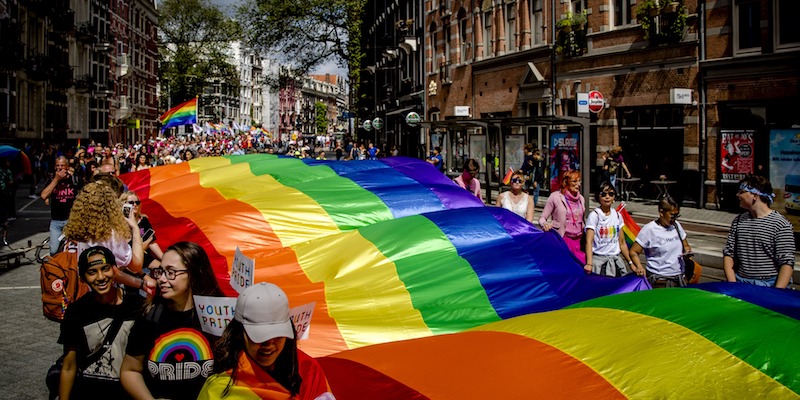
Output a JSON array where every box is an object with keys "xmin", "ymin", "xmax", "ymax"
[
  {"xmin": 406, "ymin": 111, "xmax": 421, "ymax": 126},
  {"xmin": 588, "ymin": 90, "xmax": 604, "ymax": 113},
  {"xmin": 372, "ymin": 117, "xmax": 383, "ymax": 130},
  {"xmin": 577, "ymin": 93, "xmax": 589, "ymax": 114},
  {"xmin": 363, "ymin": 120, "xmax": 372, "ymax": 131}
]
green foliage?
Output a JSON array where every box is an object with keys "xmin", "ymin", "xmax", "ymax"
[
  {"xmin": 635, "ymin": 0, "xmax": 687, "ymax": 44},
  {"xmin": 315, "ymin": 102, "xmax": 328, "ymax": 134},
  {"xmin": 555, "ymin": 11, "xmax": 587, "ymax": 56},
  {"xmin": 158, "ymin": 0, "xmax": 241, "ymax": 109},
  {"xmin": 237, "ymin": 0, "xmax": 365, "ymax": 80}
]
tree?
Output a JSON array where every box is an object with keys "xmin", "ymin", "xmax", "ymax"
[
  {"xmin": 158, "ymin": 0, "xmax": 241, "ymax": 110},
  {"xmin": 315, "ymin": 102, "xmax": 328, "ymax": 135},
  {"xmin": 237, "ymin": 0, "xmax": 365, "ymax": 93}
]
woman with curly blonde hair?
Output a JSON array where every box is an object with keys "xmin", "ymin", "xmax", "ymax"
[{"xmin": 63, "ymin": 182, "xmax": 145, "ymax": 274}]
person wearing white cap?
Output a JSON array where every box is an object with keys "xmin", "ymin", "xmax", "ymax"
[{"xmin": 198, "ymin": 282, "xmax": 334, "ymax": 400}]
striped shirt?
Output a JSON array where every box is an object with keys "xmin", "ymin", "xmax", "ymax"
[{"xmin": 723, "ymin": 211, "xmax": 795, "ymax": 278}]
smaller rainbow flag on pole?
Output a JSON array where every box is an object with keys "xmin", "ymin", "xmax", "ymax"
[
  {"xmin": 616, "ymin": 202, "xmax": 641, "ymax": 248},
  {"xmin": 159, "ymin": 98, "xmax": 197, "ymax": 131}
]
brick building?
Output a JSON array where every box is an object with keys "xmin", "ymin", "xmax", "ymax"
[{"xmin": 416, "ymin": 0, "xmax": 799, "ymax": 207}]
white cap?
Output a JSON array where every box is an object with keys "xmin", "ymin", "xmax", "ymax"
[{"xmin": 234, "ymin": 282, "xmax": 294, "ymax": 343}]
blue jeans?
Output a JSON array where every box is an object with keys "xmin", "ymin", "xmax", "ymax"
[
  {"xmin": 532, "ymin": 183, "xmax": 540, "ymax": 207},
  {"xmin": 736, "ymin": 274, "xmax": 777, "ymax": 287},
  {"xmin": 49, "ymin": 219, "xmax": 67, "ymax": 256}
]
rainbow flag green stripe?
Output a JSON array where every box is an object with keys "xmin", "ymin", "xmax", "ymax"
[
  {"xmin": 568, "ymin": 288, "xmax": 800, "ymax": 394},
  {"xmin": 228, "ymin": 154, "xmax": 394, "ymax": 229}
]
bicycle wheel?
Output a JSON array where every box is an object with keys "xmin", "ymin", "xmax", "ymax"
[{"xmin": 35, "ymin": 237, "xmax": 50, "ymax": 263}]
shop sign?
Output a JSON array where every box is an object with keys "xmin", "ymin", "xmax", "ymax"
[{"xmin": 406, "ymin": 112, "xmax": 421, "ymax": 126}]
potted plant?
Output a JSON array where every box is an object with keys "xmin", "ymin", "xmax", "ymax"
[
  {"xmin": 557, "ymin": 11, "xmax": 587, "ymax": 33},
  {"xmin": 636, "ymin": 0, "xmax": 687, "ymax": 45}
]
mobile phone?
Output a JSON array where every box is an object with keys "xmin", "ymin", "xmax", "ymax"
[
  {"xmin": 122, "ymin": 203, "xmax": 132, "ymax": 218},
  {"xmin": 142, "ymin": 228, "xmax": 155, "ymax": 241}
]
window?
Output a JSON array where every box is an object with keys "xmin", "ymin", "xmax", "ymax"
[
  {"xmin": 734, "ymin": 0, "xmax": 761, "ymax": 54},
  {"xmin": 484, "ymin": 11, "xmax": 492, "ymax": 55},
  {"xmin": 444, "ymin": 18, "xmax": 451, "ymax": 65},
  {"xmin": 459, "ymin": 9, "xmax": 469, "ymax": 62},
  {"xmin": 571, "ymin": 0, "xmax": 586, "ymax": 13},
  {"xmin": 506, "ymin": 3, "xmax": 516, "ymax": 52},
  {"xmin": 776, "ymin": 0, "xmax": 800, "ymax": 49},
  {"xmin": 614, "ymin": 0, "xmax": 633, "ymax": 27},
  {"xmin": 531, "ymin": 0, "xmax": 544, "ymax": 45}
]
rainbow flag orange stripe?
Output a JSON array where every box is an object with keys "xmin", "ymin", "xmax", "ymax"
[
  {"xmin": 616, "ymin": 202, "xmax": 640, "ymax": 248},
  {"xmin": 159, "ymin": 98, "xmax": 197, "ymax": 131}
]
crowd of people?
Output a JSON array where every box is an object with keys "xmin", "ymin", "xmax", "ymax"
[
  {"xmin": 465, "ymin": 142, "xmax": 796, "ymax": 290},
  {"xmin": 1, "ymin": 133, "xmax": 792, "ymax": 398}
]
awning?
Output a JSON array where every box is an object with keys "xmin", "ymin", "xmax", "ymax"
[{"xmin": 385, "ymin": 106, "xmax": 417, "ymax": 116}]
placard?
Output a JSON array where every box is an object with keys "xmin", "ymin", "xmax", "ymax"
[
  {"xmin": 289, "ymin": 302, "xmax": 316, "ymax": 340},
  {"xmin": 194, "ymin": 295, "xmax": 236, "ymax": 337},
  {"xmin": 230, "ymin": 247, "xmax": 254, "ymax": 294}
]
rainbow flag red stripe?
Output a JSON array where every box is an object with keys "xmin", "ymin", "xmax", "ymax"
[
  {"xmin": 616, "ymin": 202, "xmax": 640, "ymax": 248},
  {"xmin": 159, "ymin": 98, "xmax": 197, "ymax": 131}
]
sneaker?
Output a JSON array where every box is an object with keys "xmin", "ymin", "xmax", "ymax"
[{"xmin": 28, "ymin": 195, "xmax": 38, "ymax": 199}]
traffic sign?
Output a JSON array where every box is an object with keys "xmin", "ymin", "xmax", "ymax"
[{"xmin": 588, "ymin": 90, "xmax": 604, "ymax": 113}]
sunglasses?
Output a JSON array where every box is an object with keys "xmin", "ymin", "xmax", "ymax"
[
  {"xmin": 600, "ymin": 191, "xmax": 616, "ymax": 198},
  {"xmin": 126, "ymin": 200, "xmax": 141, "ymax": 205},
  {"xmin": 468, "ymin": 169, "xmax": 479, "ymax": 175},
  {"xmin": 511, "ymin": 178, "xmax": 524, "ymax": 184}
]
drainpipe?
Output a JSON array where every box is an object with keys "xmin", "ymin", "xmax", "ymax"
[{"xmin": 698, "ymin": 0, "xmax": 707, "ymax": 208}]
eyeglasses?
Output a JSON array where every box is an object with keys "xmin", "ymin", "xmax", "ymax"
[
  {"xmin": 511, "ymin": 178, "xmax": 524, "ymax": 184},
  {"xmin": 600, "ymin": 191, "xmax": 616, "ymax": 198},
  {"xmin": 151, "ymin": 268, "xmax": 188, "ymax": 280},
  {"xmin": 126, "ymin": 200, "xmax": 141, "ymax": 205}
]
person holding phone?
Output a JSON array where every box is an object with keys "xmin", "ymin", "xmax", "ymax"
[{"xmin": 120, "ymin": 191, "xmax": 163, "ymax": 271}]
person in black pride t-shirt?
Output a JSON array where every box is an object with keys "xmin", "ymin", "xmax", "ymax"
[
  {"xmin": 58, "ymin": 246, "xmax": 144, "ymax": 400},
  {"xmin": 40, "ymin": 156, "xmax": 82, "ymax": 255},
  {"xmin": 121, "ymin": 242, "xmax": 223, "ymax": 400}
]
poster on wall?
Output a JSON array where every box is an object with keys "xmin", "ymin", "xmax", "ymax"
[
  {"xmin": 504, "ymin": 135, "xmax": 525, "ymax": 177},
  {"xmin": 469, "ymin": 134, "xmax": 486, "ymax": 171},
  {"xmin": 720, "ymin": 130, "xmax": 755, "ymax": 183},
  {"xmin": 769, "ymin": 129, "xmax": 800, "ymax": 233},
  {"xmin": 430, "ymin": 133, "xmax": 442, "ymax": 150},
  {"xmin": 549, "ymin": 132, "xmax": 580, "ymax": 192}
]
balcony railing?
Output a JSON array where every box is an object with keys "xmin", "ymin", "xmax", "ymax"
[
  {"xmin": 75, "ymin": 74, "xmax": 93, "ymax": 93},
  {"xmin": 75, "ymin": 22, "xmax": 96, "ymax": 43}
]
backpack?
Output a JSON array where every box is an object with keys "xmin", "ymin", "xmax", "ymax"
[{"xmin": 40, "ymin": 241, "xmax": 88, "ymax": 322}]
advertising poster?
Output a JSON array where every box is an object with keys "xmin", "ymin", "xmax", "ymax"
[
  {"xmin": 469, "ymin": 134, "xmax": 486, "ymax": 169},
  {"xmin": 720, "ymin": 130, "xmax": 755, "ymax": 183},
  {"xmin": 549, "ymin": 132, "xmax": 580, "ymax": 192},
  {"xmin": 769, "ymin": 129, "xmax": 800, "ymax": 233},
  {"xmin": 504, "ymin": 135, "xmax": 525, "ymax": 176}
]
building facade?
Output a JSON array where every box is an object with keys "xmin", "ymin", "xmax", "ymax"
[
  {"xmin": 0, "ymin": 0, "xmax": 157, "ymax": 146},
  {"xmin": 360, "ymin": 0, "xmax": 426, "ymax": 157},
  {"xmin": 403, "ymin": 0, "xmax": 798, "ymax": 207}
]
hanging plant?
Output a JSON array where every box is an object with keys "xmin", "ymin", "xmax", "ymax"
[{"xmin": 636, "ymin": 0, "xmax": 687, "ymax": 45}]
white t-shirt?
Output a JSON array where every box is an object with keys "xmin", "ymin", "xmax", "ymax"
[
  {"xmin": 635, "ymin": 220, "xmax": 687, "ymax": 276},
  {"xmin": 585, "ymin": 208, "xmax": 622, "ymax": 256}
]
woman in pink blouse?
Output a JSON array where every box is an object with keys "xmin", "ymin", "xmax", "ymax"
[
  {"xmin": 539, "ymin": 170, "xmax": 586, "ymax": 263},
  {"xmin": 454, "ymin": 159, "xmax": 483, "ymax": 202}
]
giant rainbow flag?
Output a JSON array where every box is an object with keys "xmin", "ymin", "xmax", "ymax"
[
  {"xmin": 159, "ymin": 98, "xmax": 197, "ymax": 131},
  {"xmin": 121, "ymin": 155, "xmax": 647, "ymax": 356},
  {"xmin": 120, "ymin": 156, "xmax": 800, "ymax": 397},
  {"xmin": 319, "ymin": 283, "xmax": 800, "ymax": 398}
]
